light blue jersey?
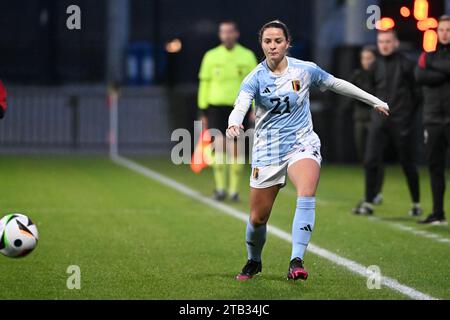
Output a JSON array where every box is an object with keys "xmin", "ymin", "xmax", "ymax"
[{"xmin": 232, "ymin": 57, "xmax": 335, "ymax": 167}]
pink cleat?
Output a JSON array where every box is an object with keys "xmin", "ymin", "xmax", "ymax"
[
  {"xmin": 287, "ymin": 258, "xmax": 308, "ymax": 281},
  {"xmin": 236, "ymin": 260, "xmax": 262, "ymax": 281}
]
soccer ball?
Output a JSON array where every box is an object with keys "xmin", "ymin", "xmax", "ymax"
[{"xmin": 0, "ymin": 213, "xmax": 39, "ymax": 258}]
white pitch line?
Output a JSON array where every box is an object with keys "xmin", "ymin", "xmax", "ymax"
[
  {"xmin": 282, "ymin": 188, "xmax": 450, "ymax": 246},
  {"xmin": 368, "ymin": 217, "xmax": 450, "ymax": 246},
  {"xmin": 111, "ymin": 155, "xmax": 439, "ymax": 301}
]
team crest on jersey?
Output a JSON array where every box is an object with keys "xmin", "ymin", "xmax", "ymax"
[
  {"xmin": 292, "ymin": 80, "xmax": 301, "ymax": 92},
  {"xmin": 252, "ymin": 168, "xmax": 259, "ymax": 180}
]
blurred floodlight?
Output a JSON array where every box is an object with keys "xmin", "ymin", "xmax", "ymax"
[
  {"xmin": 400, "ymin": 6, "xmax": 411, "ymax": 18},
  {"xmin": 166, "ymin": 39, "xmax": 182, "ymax": 53},
  {"xmin": 423, "ymin": 29, "xmax": 438, "ymax": 52},
  {"xmin": 417, "ymin": 18, "xmax": 438, "ymax": 31},
  {"xmin": 376, "ymin": 17, "xmax": 395, "ymax": 31},
  {"xmin": 414, "ymin": 0, "xmax": 429, "ymax": 21}
]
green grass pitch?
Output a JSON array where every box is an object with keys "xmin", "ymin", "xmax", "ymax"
[{"xmin": 0, "ymin": 155, "xmax": 448, "ymax": 299}]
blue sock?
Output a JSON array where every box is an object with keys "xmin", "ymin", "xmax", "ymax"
[
  {"xmin": 291, "ymin": 197, "xmax": 316, "ymax": 261},
  {"xmin": 246, "ymin": 221, "xmax": 267, "ymax": 262}
]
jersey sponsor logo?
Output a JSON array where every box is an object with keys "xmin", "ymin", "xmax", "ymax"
[
  {"xmin": 292, "ymin": 80, "xmax": 301, "ymax": 92},
  {"xmin": 252, "ymin": 168, "xmax": 259, "ymax": 180}
]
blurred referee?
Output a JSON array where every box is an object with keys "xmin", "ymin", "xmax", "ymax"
[{"xmin": 197, "ymin": 21, "xmax": 257, "ymax": 201}]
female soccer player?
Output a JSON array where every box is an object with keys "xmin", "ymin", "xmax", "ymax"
[{"xmin": 226, "ymin": 20, "xmax": 390, "ymax": 281}]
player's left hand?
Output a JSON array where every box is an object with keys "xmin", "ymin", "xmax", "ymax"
[{"xmin": 374, "ymin": 105, "xmax": 390, "ymax": 116}]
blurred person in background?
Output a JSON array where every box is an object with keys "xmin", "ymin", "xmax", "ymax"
[
  {"xmin": 353, "ymin": 30, "xmax": 422, "ymax": 217},
  {"xmin": 0, "ymin": 80, "xmax": 7, "ymax": 119},
  {"xmin": 197, "ymin": 20, "xmax": 257, "ymax": 202},
  {"xmin": 348, "ymin": 45, "xmax": 384, "ymax": 205},
  {"xmin": 415, "ymin": 15, "xmax": 450, "ymax": 225}
]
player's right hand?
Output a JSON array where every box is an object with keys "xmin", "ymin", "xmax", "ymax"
[{"xmin": 226, "ymin": 124, "xmax": 244, "ymax": 139}]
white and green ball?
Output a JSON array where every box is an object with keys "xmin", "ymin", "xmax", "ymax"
[{"xmin": 0, "ymin": 214, "xmax": 38, "ymax": 258}]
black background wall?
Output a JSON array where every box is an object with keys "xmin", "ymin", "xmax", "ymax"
[{"xmin": 0, "ymin": 0, "xmax": 314, "ymax": 85}]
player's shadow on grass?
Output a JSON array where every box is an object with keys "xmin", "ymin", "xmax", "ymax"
[{"xmin": 192, "ymin": 273, "xmax": 290, "ymax": 283}]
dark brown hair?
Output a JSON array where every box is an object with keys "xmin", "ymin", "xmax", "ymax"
[
  {"xmin": 219, "ymin": 20, "xmax": 239, "ymax": 31},
  {"xmin": 439, "ymin": 15, "xmax": 450, "ymax": 22},
  {"xmin": 378, "ymin": 29, "xmax": 398, "ymax": 39},
  {"xmin": 258, "ymin": 20, "xmax": 291, "ymax": 43},
  {"xmin": 361, "ymin": 45, "xmax": 377, "ymax": 55}
]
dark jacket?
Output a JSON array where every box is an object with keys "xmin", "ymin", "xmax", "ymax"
[
  {"xmin": 414, "ymin": 44, "xmax": 450, "ymax": 126},
  {"xmin": 0, "ymin": 80, "xmax": 6, "ymax": 119},
  {"xmin": 349, "ymin": 69, "xmax": 374, "ymax": 122},
  {"xmin": 369, "ymin": 52, "xmax": 420, "ymax": 126}
]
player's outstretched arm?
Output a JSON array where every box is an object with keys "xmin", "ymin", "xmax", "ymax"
[
  {"xmin": 227, "ymin": 81, "xmax": 256, "ymax": 138},
  {"xmin": 326, "ymin": 77, "xmax": 390, "ymax": 116}
]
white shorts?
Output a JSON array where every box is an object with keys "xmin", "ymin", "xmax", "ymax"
[{"xmin": 250, "ymin": 132, "xmax": 322, "ymax": 189}]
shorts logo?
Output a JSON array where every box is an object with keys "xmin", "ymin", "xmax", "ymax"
[
  {"xmin": 253, "ymin": 168, "xmax": 259, "ymax": 180},
  {"xmin": 292, "ymin": 80, "xmax": 301, "ymax": 92}
]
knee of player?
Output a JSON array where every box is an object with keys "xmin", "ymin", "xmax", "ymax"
[{"xmin": 249, "ymin": 213, "xmax": 269, "ymax": 227}]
